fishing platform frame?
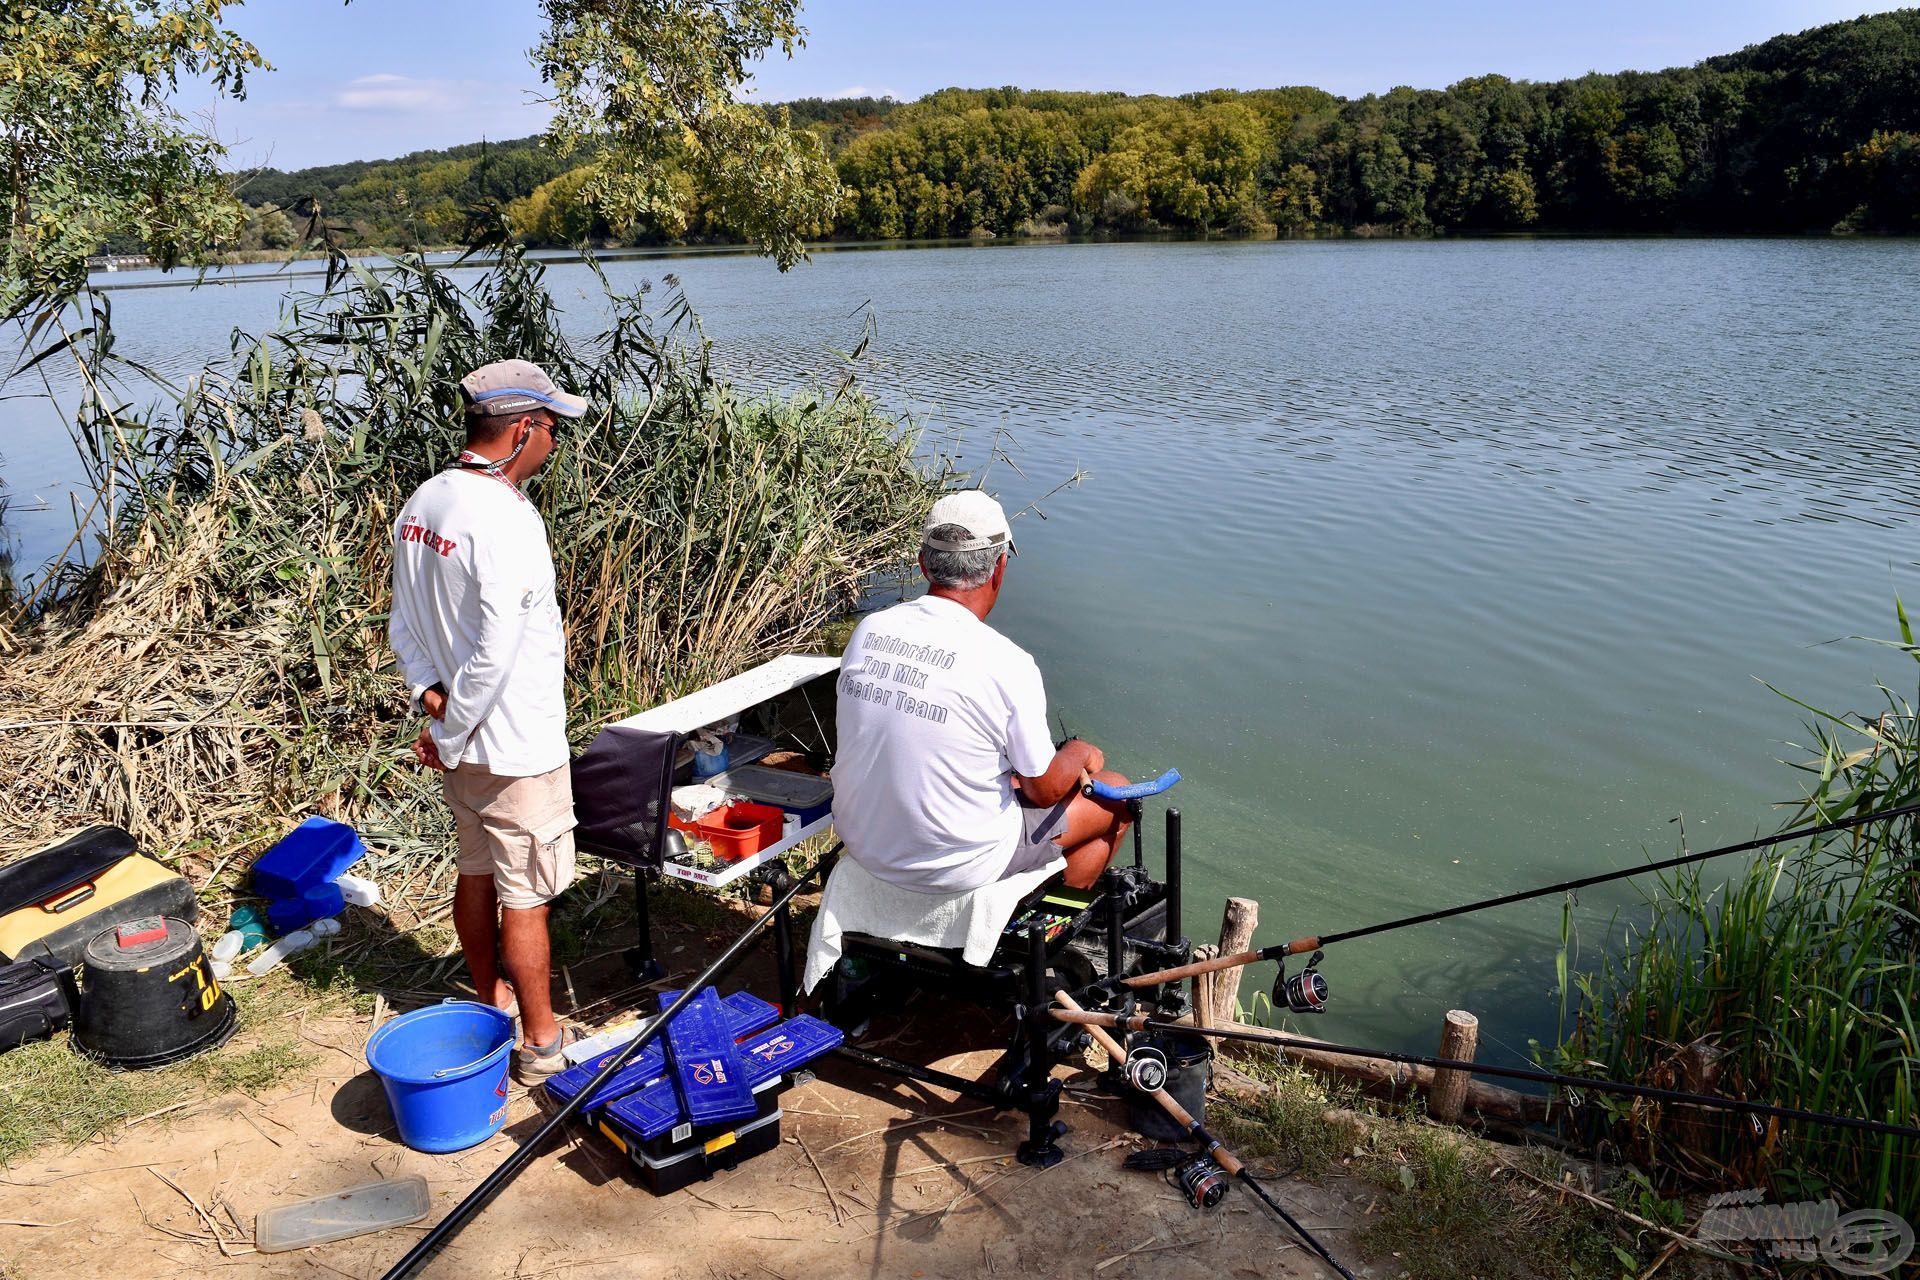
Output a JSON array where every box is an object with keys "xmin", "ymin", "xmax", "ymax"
[{"xmin": 822, "ymin": 797, "xmax": 1192, "ymax": 1166}]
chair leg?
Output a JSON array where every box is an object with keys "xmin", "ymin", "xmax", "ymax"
[
  {"xmin": 765, "ymin": 864, "xmax": 797, "ymax": 1014},
  {"xmin": 625, "ymin": 869, "xmax": 665, "ymax": 981},
  {"xmin": 1016, "ymin": 921, "xmax": 1067, "ymax": 1168}
]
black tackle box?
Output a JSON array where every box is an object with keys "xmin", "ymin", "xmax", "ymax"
[{"xmin": 0, "ymin": 827, "xmax": 197, "ymax": 970}]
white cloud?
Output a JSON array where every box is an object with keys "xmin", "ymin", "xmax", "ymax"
[
  {"xmin": 335, "ymin": 74, "xmax": 469, "ymax": 113},
  {"xmin": 827, "ymin": 85, "xmax": 900, "ymax": 101}
]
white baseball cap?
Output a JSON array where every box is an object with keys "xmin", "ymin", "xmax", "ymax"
[
  {"xmin": 458, "ymin": 358, "xmax": 589, "ymax": 419},
  {"xmin": 923, "ymin": 490, "xmax": 1016, "ymax": 555}
]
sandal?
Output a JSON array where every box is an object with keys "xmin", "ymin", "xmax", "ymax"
[{"xmin": 512, "ymin": 1024, "xmax": 585, "ymax": 1084}]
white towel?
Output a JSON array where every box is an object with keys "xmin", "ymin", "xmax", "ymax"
[{"xmin": 802, "ymin": 851, "xmax": 1066, "ymax": 994}]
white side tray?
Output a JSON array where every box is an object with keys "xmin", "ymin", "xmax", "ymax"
[
  {"xmin": 615, "ymin": 654, "xmax": 841, "ymax": 736},
  {"xmin": 659, "ymin": 813, "xmax": 834, "ymax": 889}
]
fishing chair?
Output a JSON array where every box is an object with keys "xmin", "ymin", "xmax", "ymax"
[{"xmin": 820, "ymin": 776, "xmax": 1190, "ymax": 1166}]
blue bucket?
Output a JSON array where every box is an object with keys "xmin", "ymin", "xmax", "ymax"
[{"xmin": 366, "ymin": 1001, "xmax": 516, "ymax": 1153}]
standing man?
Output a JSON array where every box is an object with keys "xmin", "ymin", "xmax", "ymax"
[{"xmin": 389, "ymin": 359, "xmax": 587, "ymax": 1082}]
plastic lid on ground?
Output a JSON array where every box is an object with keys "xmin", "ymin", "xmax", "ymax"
[{"xmin": 254, "ymin": 1175, "xmax": 431, "ymax": 1252}]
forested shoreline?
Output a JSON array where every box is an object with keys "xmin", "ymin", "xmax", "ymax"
[{"xmin": 223, "ymin": 9, "xmax": 1918, "ymax": 254}]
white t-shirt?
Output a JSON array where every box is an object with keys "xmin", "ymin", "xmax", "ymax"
[
  {"xmin": 387, "ymin": 463, "xmax": 569, "ymax": 776},
  {"xmin": 832, "ymin": 595, "xmax": 1057, "ymax": 893}
]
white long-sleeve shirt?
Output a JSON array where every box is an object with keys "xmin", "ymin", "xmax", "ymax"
[{"xmin": 388, "ymin": 464, "xmax": 569, "ymax": 776}]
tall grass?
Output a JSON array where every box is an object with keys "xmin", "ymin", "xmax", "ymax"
[
  {"xmin": 0, "ymin": 234, "xmax": 941, "ymax": 914},
  {"xmin": 1556, "ymin": 607, "xmax": 1920, "ymax": 1212}
]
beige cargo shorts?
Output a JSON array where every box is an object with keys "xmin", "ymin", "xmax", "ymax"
[{"xmin": 443, "ymin": 763, "xmax": 577, "ymax": 909}]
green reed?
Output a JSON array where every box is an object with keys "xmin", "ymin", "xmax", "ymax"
[
  {"xmin": 1, "ymin": 228, "xmax": 940, "ymax": 887},
  {"xmin": 1554, "ymin": 606, "xmax": 1920, "ymax": 1213}
]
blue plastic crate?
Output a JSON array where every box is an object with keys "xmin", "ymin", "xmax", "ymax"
[
  {"xmin": 266, "ymin": 881, "xmax": 344, "ymax": 934},
  {"xmin": 253, "ymin": 817, "xmax": 366, "ymax": 901}
]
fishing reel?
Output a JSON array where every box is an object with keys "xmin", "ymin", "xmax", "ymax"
[
  {"xmin": 1176, "ymin": 1154, "xmax": 1228, "ymax": 1210},
  {"xmin": 1121, "ymin": 1042, "xmax": 1170, "ymax": 1093},
  {"xmin": 1121, "ymin": 1147, "xmax": 1229, "ymax": 1211},
  {"xmin": 1273, "ymin": 949, "xmax": 1330, "ymax": 1015}
]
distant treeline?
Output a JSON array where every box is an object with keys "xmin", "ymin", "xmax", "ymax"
[{"xmin": 226, "ymin": 11, "xmax": 1920, "ymax": 251}]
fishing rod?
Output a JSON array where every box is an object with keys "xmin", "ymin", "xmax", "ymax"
[
  {"xmin": 1122, "ymin": 800, "xmax": 1920, "ymax": 991},
  {"xmin": 380, "ymin": 852, "xmax": 833, "ymax": 1280},
  {"xmin": 1052, "ymin": 1010, "xmax": 1920, "ymax": 1143},
  {"xmin": 1053, "ymin": 990, "xmax": 1357, "ymax": 1280}
]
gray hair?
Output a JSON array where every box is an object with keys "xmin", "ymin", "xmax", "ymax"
[{"xmin": 922, "ymin": 524, "xmax": 1002, "ymax": 589}]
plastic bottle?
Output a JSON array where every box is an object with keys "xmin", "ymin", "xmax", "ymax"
[
  {"xmin": 691, "ymin": 729, "xmax": 728, "ymax": 781},
  {"xmin": 244, "ymin": 917, "xmax": 342, "ymax": 976},
  {"xmin": 336, "ymin": 874, "xmax": 382, "ymax": 908}
]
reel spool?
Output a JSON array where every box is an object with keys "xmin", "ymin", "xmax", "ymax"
[
  {"xmin": 1176, "ymin": 1154, "xmax": 1228, "ymax": 1210},
  {"xmin": 1273, "ymin": 949, "xmax": 1330, "ymax": 1015},
  {"xmin": 1122, "ymin": 1043, "xmax": 1170, "ymax": 1093}
]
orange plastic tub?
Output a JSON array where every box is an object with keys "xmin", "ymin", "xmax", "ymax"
[{"xmin": 694, "ymin": 802, "xmax": 786, "ymax": 862}]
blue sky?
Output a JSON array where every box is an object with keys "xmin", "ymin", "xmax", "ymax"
[{"xmin": 191, "ymin": 1, "xmax": 1910, "ymax": 170}]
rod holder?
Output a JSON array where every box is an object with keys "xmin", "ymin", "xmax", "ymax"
[
  {"xmin": 1166, "ymin": 807, "xmax": 1183, "ymax": 958},
  {"xmin": 1105, "ymin": 867, "xmax": 1125, "ymax": 979}
]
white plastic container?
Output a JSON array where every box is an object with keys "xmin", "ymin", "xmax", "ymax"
[
  {"xmin": 336, "ymin": 874, "xmax": 382, "ymax": 908},
  {"xmin": 255, "ymin": 1175, "xmax": 430, "ymax": 1252}
]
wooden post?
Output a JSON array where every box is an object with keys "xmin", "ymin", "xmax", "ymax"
[
  {"xmin": 1429, "ymin": 1010, "xmax": 1480, "ymax": 1125},
  {"xmin": 1190, "ymin": 944, "xmax": 1217, "ymax": 1028},
  {"xmin": 1211, "ymin": 898, "xmax": 1259, "ymax": 1026}
]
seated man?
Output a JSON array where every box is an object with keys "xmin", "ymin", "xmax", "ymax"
[{"xmin": 832, "ymin": 490, "xmax": 1131, "ymax": 894}]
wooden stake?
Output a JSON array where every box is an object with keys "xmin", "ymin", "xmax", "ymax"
[
  {"xmin": 1211, "ymin": 898, "xmax": 1260, "ymax": 1025},
  {"xmin": 1429, "ymin": 1010, "xmax": 1479, "ymax": 1125},
  {"xmin": 1190, "ymin": 943, "xmax": 1217, "ymax": 1028}
]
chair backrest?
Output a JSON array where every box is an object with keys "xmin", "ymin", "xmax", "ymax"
[{"xmin": 571, "ymin": 725, "xmax": 680, "ymax": 868}]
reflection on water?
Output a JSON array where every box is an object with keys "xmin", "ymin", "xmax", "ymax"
[{"xmin": 8, "ymin": 238, "xmax": 1920, "ymax": 1061}]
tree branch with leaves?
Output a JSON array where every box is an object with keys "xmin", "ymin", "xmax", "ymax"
[
  {"xmin": 534, "ymin": 0, "xmax": 840, "ymax": 269},
  {"xmin": 0, "ymin": 0, "xmax": 267, "ymax": 317}
]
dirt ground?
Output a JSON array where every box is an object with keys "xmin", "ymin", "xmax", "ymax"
[{"xmin": 0, "ymin": 944, "xmax": 1386, "ymax": 1280}]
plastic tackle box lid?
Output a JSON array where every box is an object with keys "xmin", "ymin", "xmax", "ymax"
[
  {"xmin": 738, "ymin": 1015, "xmax": 844, "ymax": 1089},
  {"xmin": 661, "ymin": 988, "xmax": 758, "ymax": 1127},
  {"xmin": 255, "ymin": 1176, "xmax": 429, "ymax": 1253},
  {"xmin": 706, "ymin": 765, "xmax": 832, "ymax": 810},
  {"xmin": 545, "ymin": 990, "xmax": 781, "ymax": 1110}
]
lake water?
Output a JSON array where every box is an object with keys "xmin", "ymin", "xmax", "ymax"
[{"xmin": 8, "ymin": 238, "xmax": 1920, "ymax": 1067}]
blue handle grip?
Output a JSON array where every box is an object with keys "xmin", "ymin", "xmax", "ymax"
[{"xmin": 1086, "ymin": 769, "xmax": 1182, "ymax": 801}]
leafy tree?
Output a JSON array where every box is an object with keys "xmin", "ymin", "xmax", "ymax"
[
  {"xmin": 535, "ymin": 0, "xmax": 839, "ymax": 268},
  {"xmin": 1, "ymin": 0, "xmax": 267, "ymax": 315}
]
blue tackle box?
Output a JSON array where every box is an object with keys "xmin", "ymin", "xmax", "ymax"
[
  {"xmin": 559, "ymin": 996, "xmax": 843, "ymax": 1195},
  {"xmin": 660, "ymin": 987, "xmax": 758, "ymax": 1127},
  {"xmin": 596, "ymin": 1014, "xmax": 844, "ymax": 1160},
  {"xmin": 544, "ymin": 989, "xmax": 780, "ymax": 1113}
]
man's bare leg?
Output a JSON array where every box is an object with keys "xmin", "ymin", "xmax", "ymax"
[
  {"xmin": 1054, "ymin": 769, "xmax": 1134, "ymax": 890},
  {"xmin": 453, "ymin": 873, "xmax": 514, "ymax": 1010},
  {"xmin": 500, "ymin": 904, "xmax": 558, "ymax": 1048}
]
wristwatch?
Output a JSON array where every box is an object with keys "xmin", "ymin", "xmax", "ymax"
[{"xmin": 410, "ymin": 681, "xmax": 448, "ymax": 715}]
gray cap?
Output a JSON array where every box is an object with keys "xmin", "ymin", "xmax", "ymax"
[{"xmin": 458, "ymin": 359, "xmax": 589, "ymax": 418}]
